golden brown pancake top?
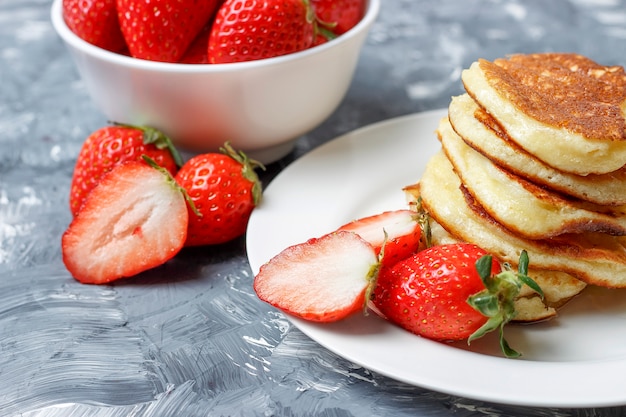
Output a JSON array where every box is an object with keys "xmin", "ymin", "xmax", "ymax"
[{"xmin": 479, "ymin": 53, "xmax": 626, "ymax": 141}]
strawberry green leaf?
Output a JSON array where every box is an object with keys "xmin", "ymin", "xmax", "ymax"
[
  {"xmin": 468, "ymin": 314, "xmax": 501, "ymax": 343},
  {"xmin": 520, "ymin": 275, "xmax": 544, "ymax": 298},
  {"xmin": 414, "ymin": 197, "xmax": 432, "ymax": 248},
  {"xmin": 220, "ymin": 141, "xmax": 266, "ymax": 206},
  {"xmin": 499, "ymin": 324, "xmax": 521, "ymax": 358},
  {"xmin": 112, "ymin": 121, "xmax": 184, "ymax": 168},
  {"xmin": 475, "ymin": 254, "xmax": 494, "ymax": 282},
  {"xmin": 141, "ymin": 155, "xmax": 200, "ymax": 217},
  {"xmin": 517, "ymin": 250, "xmax": 544, "ymax": 297},
  {"xmin": 467, "ymin": 292, "xmax": 499, "ymax": 317},
  {"xmin": 467, "ymin": 250, "xmax": 543, "ymax": 358},
  {"xmin": 518, "ymin": 250, "xmax": 530, "ymax": 275}
]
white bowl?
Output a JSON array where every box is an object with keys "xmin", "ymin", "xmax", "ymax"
[{"xmin": 51, "ymin": 0, "xmax": 380, "ymax": 164}]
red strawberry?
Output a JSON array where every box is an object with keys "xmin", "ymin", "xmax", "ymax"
[
  {"xmin": 63, "ymin": 0, "xmax": 127, "ymax": 53},
  {"xmin": 254, "ymin": 231, "xmax": 379, "ymax": 322},
  {"xmin": 69, "ymin": 123, "xmax": 182, "ymax": 216},
  {"xmin": 337, "ymin": 210, "xmax": 421, "ymax": 267},
  {"xmin": 180, "ymin": 25, "xmax": 212, "ymax": 64},
  {"xmin": 207, "ymin": 0, "xmax": 315, "ymax": 64},
  {"xmin": 373, "ymin": 244, "xmax": 543, "ymax": 357},
  {"xmin": 174, "ymin": 143, "xmax": 264, "ymax": 246},
  {"xmin": 311, "ymin": 0, "xmax": 365, "ymax": 35},
  {"xmin": 116, "ymin": 0, "xmax": 221, "ymax": 62},
  {"xmin": 312, "ymin": 32, "xmax": 331, "ymax": 47},
  {"xmin": 62, "ymin": 160, "xmax": 189, "ymax": 284}
]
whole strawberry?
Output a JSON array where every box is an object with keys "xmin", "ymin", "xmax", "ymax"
[
  {"xmin": 373, "ymin": 244, "xmax": 542, "ymax": 358},
  {"xmin": 311, "ymin": 0, "xmax": 365, "ymax": 35},
  {"xmin": 63, "ymin": 0, "xmax": 127, "ymax": 53},
  {"xmin": 69, "ymin": 123, "xmax": 182, "ymax": 216},
  {"xmin": 208, "ymin": 0, "xmax": 315, "ymax": 63},
  {"xmin": 174, "ymin": 143, "xmax": 264, "ymax": 246},
  {"xmin": 116, "ymin": 0, "xmax": 221, "ymax": 62}
]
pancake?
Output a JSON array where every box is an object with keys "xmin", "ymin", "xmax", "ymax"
[
  {"xmin": 411, "ymin": 150, "xmax": 626, "ymax": 288},
  {"xmin": 421, "ymin": 218, "xmax": 587, "ymax": 323},
  {"xmin": 461, "ymin": 53, "xmax": 626, "ymax": 175},
  {"xmin": 448, "ymin": 93, "xmax": 626, "ymax": 206},
  {"xmin": 437, "ymin": 116, "xmax": 626, "ymax": 239}
]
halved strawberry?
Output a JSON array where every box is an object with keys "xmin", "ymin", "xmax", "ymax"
[
  {"xmin": 62, "ymin": 161, "xmax": 188, "ymax": 284},
  {"xmin": 337, "ymin": 210, "xmax": 421, "ymax": 267},
  {"xmin": 253, "ymin": 231, "xmax": 379, "ymax": 322}
]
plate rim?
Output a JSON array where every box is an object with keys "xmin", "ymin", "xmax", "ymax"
[{"xmin": 246, "ymin": 109, "xmax": 626, "ymax": 408}]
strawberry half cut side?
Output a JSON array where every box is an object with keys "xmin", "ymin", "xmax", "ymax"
[
  {"xmin": 62, "ymin": 161, "xmax": 189, "ymax": 284},
  {"xmin": 253, "ymin": 231, "xmax": 379, "ymax": 322}
]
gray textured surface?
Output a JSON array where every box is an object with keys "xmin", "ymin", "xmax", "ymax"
[{"xmin": 2, "ymin": 0, "xmax": 626, "ymax": 415}]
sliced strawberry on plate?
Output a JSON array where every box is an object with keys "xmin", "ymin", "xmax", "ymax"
[
  {"xmin": 253, "ymin": 231, "xmax": 379, "ymax": 322},
  {"xmin": 337, "ymin": 209, "xmax": 421, "ymax": 267},
  {"xmin": 62, "ymin": 160, "xmax": 189, "ymax": 285}
]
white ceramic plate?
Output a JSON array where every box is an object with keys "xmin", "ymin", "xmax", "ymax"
[{"xmin": 246, "ymin": 109, "xmax": 626, "ymax": 408}]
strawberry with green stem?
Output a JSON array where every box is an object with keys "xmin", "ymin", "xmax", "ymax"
[
  {"xmin": 62, "ymin": 159, "xmax": 189, "ymax": 284},
  {"xmin": 254, "ymin": 215, "xmax": 542, "ymax": 357},
  {"xmin": 373, "ymin": 244, "xmax": 542, "ymax": 358},
  {"xmin": 254, "ymin": 189, "xmax": 543, "ymax": 357},
  {"xmin": 69, "ymin": 123, "xmax": 182, "ymax": 216},
  {"xmin": 207, "ymin": 0, "xmax": 315, "ymax": 63},
  {"xmin": 174, "ymin": 142, "xmax": 264, "ymax": 246},
  {"xmin": 467, "ymin": 250, "xmax": 542, "ymax": 355}
]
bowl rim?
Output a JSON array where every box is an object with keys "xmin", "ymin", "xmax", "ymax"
[{"xmin": 51, "ymin": 0, "xmax": 381, "ymax": 73}]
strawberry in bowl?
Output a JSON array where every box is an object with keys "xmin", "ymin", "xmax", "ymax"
[{"xmin": 51, "ymin": 0, "xmax": 380, "ymax": 165}]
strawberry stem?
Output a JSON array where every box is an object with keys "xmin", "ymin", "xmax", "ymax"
[
  {"xmin": 364, "ymin": 230, "xmax": 387, "ymax": 315},
  {"xmin": 466, "ymin": 250, "xmax": 543, "ymax": 358},
  {"xmin": 307, "ymin": 0, "xmax": 339, "ymax": 43},
  {"xmin": 141, "ymin": 155, "xmax": 201, "ymax": 217},
  {"xmin": 302, "ymin": 0, "xmax": 315, "ymax": 24},
  {"xmin": 219, "ymin": 142, "xmax": 265, "ymax": 206},
  {"xmin": 414, "ymin": 197, "xmax": 432, "ymax": 248},
  {"xmin": 315, "ymin": 25, "xmax": 338, "ymax": 42},
  {"xmin": 364, "ymin": 260, "xmax": 381, "ymax": 316},
  {"xmin": 112, "ymin": 121, "xmax": 184, "ymax": 168}
]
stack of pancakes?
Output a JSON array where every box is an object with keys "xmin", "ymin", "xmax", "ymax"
[{"xmin": 406, "ymin": 53, "xmax": 626, "ymax": 322}]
